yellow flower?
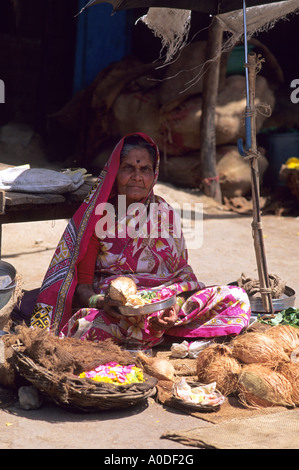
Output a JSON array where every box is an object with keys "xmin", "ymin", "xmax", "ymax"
[{"xmin": 286, "ymin": 157, "xmax": 299, "ymax": 169}]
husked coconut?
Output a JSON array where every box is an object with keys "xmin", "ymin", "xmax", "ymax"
[
  {"xmin": 238, "ymin": 364, "xmax": 295, "ymax": 409},
  {"xmin": 231, "ymin": 332, "xmax": 289, "ymax": 366},
  {"xmin": 277, "ymin": 362, "xmax": 299, "ymax": 405},
  {"xmin": 196, "ymin": 344, "xmax": 241, "ymax": 396},
  {"xmin": 266, "ymin": 325, "xmax": 299, "ymax": 353}
]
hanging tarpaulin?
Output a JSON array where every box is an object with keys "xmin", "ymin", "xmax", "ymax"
[
  {"xmin": 137, "ymin": 1, "xmax": 299, "ymax": 65},
  {"xmin": 217, "ymin": 0, "xmax": 299, "ymax": 49},
  {"xmin": 79, "ymin": 1, "xmax": 296, "ymax": 15}
]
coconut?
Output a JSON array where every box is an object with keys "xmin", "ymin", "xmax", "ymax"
[
  {"xmin": 107, "ymin": 276, "xmax": 137, "ymax": 304},
  {"xmin": 291, "ymin": 346, "xmax": 299, "ymax": 363},
  {"xmin": 266, "ymin": 325, "xmax": 299, "ymax": 353},
  {"xmin": 231, "ymin": 331, "xmax": 289, "ymax": 366},
  {"xmin": 196, "ymin": 344, "xmax": 241, "ymax": 396},
  {"xmin": 277, "ymin": 362, "xmax": 299, "ymax": 405},
  {"xmin": 238, "ymin": 364, "xmax": 295, "ymax": 409},
  {"xmin": 137, "ymin": 352, "xmax": 175, "ymax": 381}
]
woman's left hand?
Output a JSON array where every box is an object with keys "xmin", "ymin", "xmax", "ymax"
[{"xmin": 148, "ymin": 304, "xmax": 179, "ymax": 331}]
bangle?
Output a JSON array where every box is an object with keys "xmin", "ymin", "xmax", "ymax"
[{"xmin": 88, "ymin": 294, "xmax": 102, "ymax": 308}]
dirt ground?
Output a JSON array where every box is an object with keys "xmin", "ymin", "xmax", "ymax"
[{"xmin": 0, "ymin": 181, "xmax": 299, "ymax": 450}]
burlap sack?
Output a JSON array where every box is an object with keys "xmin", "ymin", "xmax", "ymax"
[
  {"xmin": 112, "ymin": 89, "xmax": 161, "ymax": 142},
  {"xmin": 158, "ymin": 144, "xmax": 268, "ymax": 197},
  {"xmin": 159, "ymin": 75, "xmax": 275, "ymax": 155},
  {"xmin": 216, "ymin": 144, "xmax": 268, "ymax": 198},
  {"xmin": 158, "ymin": 40, "xmax": 229, "ymax": 104}
]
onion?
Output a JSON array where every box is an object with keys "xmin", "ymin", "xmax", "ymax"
[
  {"xmin": 266, "ymin": 325, "xmax": 299, "ymax": 353},
  {"xmin": 196, "ymin": 344, "xmax": 241, "ymax": 396},
  {"xmin": 137, "ymin": 352, "xmax": 175, "ymax": 381},
  {"xmin": 107, "ymin": 277, "xmax": 137, "ymax": 304},
  {"xmin": 231, "ymin": 332, "xmax": 289, "ymax": 366},
  {"xmin": 238, "ymin": 364, "xmax": 295, "ymax": 409}
]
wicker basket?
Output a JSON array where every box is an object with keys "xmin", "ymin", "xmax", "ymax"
[
  {"xmin": 171, "ymin": 380, "xmax": 225, "ymax": 413},
  {"xmin": 280, "ymin": 165, "xmax": 299, "ymax": 203},
  {"xmin": 12, "ymin": 346, "xmax": 157, "ymax": 412}
]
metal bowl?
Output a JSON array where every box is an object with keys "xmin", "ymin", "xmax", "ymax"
[
  {"xmin": 229, "ymin": 282, "xmax": 296, "ymax": 314},
  {"xmin": 249, "ymin": 286, "xmax": 296, "ymax": 314},
  {"xmin": 0, "ymin": 260, "xmax": 16, "ymax": 310},
  {"xmin": 118, "ymin": 294, "xmax": 176, "ymax": 316}
]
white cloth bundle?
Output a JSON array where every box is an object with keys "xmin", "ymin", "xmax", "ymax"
[
  {"xmin": 0, "ymin": 165, "xmax": 85, "ymax": 194},
  {"xmin": 171, "ymin": 339, "xmax": 213, "ymax": 359}
]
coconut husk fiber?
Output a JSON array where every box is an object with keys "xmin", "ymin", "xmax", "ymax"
[
  {"xmin": 0, "ymin": 341, "xmax": 22, "ymax": 389},
  {"xmin": 277, "ymin": 362, "xmax": 299, "ymax": 406},
  {"xmin": 231, "ymin": 331, "xmax": 289, "ymax": 366},
  {"xmin": 196, "ymin": 344, "xmax": 241, "ymax": 396},
  {"xmin": 237, "ymin": 364, "xmax": 295, "ymax": 409},
  {"xmin": 3, "ymin": 325, "xmax": 135, "ymax": 378}
]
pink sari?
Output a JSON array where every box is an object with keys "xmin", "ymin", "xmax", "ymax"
[{"xmin": 31, "ymin": 133, "xmax": 251, "ymax": 347}]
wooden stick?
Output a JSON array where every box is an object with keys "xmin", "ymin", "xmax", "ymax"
[
  {"xmin": 247, "ymin": 52, "xmax": 274, "ymax": 315},
  {"xmin": 199, "ymin": 17, "xmax": 222, "ymax": 203}
]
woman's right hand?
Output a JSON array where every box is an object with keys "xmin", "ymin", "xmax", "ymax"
[{"xmin": 148, "ymin": 304, "xmax": 179, "ymax": 331}]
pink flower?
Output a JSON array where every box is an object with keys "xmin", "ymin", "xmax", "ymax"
[
  {"xmin": 85, "ymin": 370, "xmax": 97, "ymax": 378},
  {"xmin": 81, "ymin": 362, "xmax": 141, "ymax": 385},
  {"xmin": 106, "ymin": 361, "xmax": 118, "ymax": 367}
]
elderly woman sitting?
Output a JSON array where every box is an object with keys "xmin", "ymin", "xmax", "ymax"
[{"xmin": 31, "ymin": 133, "xmax": 251, "ymax": 348}]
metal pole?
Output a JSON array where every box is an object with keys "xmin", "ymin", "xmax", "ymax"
[
  {"xmin": 243, "ymin": 0, "xmax": 250, "ymax": 108},
  {"xmin": 242, "ymin": 0, "xmax": 252, "ymax": 151}
]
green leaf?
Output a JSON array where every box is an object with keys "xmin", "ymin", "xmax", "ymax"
[{"xmin": 257, "ymin": 307, "xmax": 299, "ymax": 327}]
